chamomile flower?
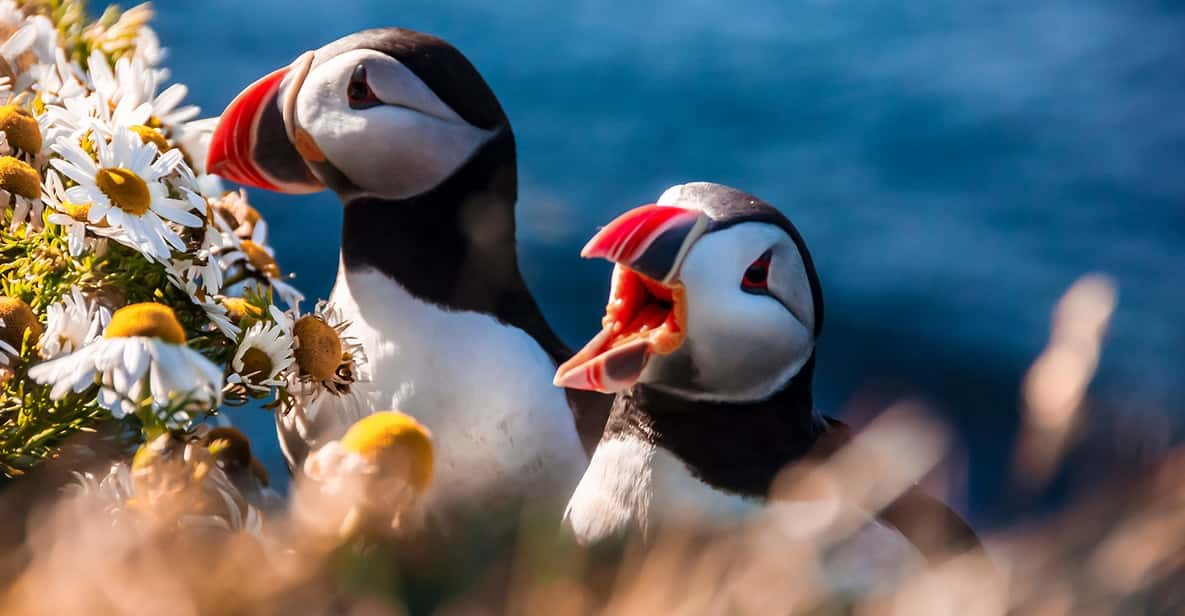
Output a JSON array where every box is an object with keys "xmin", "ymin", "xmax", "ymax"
[
  {"xmin": 0, "ymin": 152, "xmax": 40, "ymax": 229},
  {"xmin": 129, "ymin": 430, "xmax": 263, "ymax": 534},
  {"xmin": 38, "ymin": 287, "xmax": 110, "ymax": 360},
  {"xmin": 0, "ymin": 11, "xmax": 58, "ymax": 89},
  {"xmin": 28, "ymin": 46, "xmax": 89, "ymax": 107},
  {"xmin": 42, "ymin": 168, "xmax": 105, "ymax": 256},
  {"xmin": 0, "ymin": 101, "xmax": 36, "ymax": 155},
  {"xmin": 84, "ymin": 3, "xmax": 155, "ymax": 61},
  {"xmin": 88, "ymin": 49, "xmax": 198, "ymax": 136},
  {"xmin": 163, "ymin": 260, "xmax": 239, "ymax": 339},
  {"xmin": 174, "ymin": 221, "xmax": 232, "ymax": 298},
  {"xmin": 50, "ymin": 125, "xmax": 203, "ymax": 262},
  {"xmin": 274, "ymin": 301, "xmax": 369, "ymax": 407},
  {"xmin": 199, "ymin": 425, "xmax": 281, "ymax": 511},
  {"xmin": 0, "ymin": 295, "xmax": 40, "ymax": 362},
  {"xmin": 219, "ymin": 223, "xmax": 302, "ymax": 307},
  {"xmin": 210, "ymin": 189, "xmax": 264, "ymax": 241},
  {"xmin": 219, "ymin": 222, "xmax": 303, "ymax": 305},
  {"xmin": 132, "ymin": 23, "xmax": 166, "ymax": 69},
  {"xmin": 228, "ymin": 320, "xmax": 294, "ymax": 393},
  {"xmin": 67, "ymin": 430, "xmax": 265, "ymax": 534},
  {"xmin": 65, "ymin": 461, "xmax": 136, "ymax": 517},
  {"xmin": 300, "ymin": 411, "xmax": 434, "ymax": 536},
  {"xmin": 28, "ymin": 302, "xmax": 223, "ymax": 423}
]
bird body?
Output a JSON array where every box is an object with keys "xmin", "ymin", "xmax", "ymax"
[
  {"xmin": 208, "ymin": 28, "xmax": 594, "ymax": 508},
  {"xmin": 328, "ymin": 263, "xmax": 585, "ymax": 506},
  {"xmin": 558, "ymin": 182, "xmax": 981, "ymax": 567}
]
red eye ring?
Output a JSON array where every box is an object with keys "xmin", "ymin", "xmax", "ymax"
[
  {"xmin": 741, "ymin": 250, "xmax": 772, "ymax": 292},
  {"xmin": 347, "ymin": 64, "xmax": 382, "ymax": 109}
]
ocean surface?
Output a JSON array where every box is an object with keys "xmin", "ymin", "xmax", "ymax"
[{"xmin": 153, "ymin": 0, "xmax": 1184, "ymax": 523}]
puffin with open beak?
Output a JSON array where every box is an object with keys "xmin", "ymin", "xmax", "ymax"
[
  {"xmin": 207, "ymin": 28, "xmax": 599, "ymax": 508},
  {"xmin": 558, "ymin": 182, "xmax": 982, "ymax": 567}
]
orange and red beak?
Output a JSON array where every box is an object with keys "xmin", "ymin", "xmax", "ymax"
[
  {"xmin": 554, "ymin": 204, "xmax": 709, "ymax": 393},
  {"xmin": 207, "ymin": 52, "xmax": 325, "ymax": 194}
]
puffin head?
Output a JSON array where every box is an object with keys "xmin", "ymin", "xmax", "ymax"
[
  {"xmin": 555, "ymin": 182, "xmax": 823, "ymax": 403},
  {"xmin": 207, "ymin": 28, "xmax": 507, "ymax": 201}
]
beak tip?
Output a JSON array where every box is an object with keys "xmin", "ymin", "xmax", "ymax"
[{"xmin": 206, "ymin": 66, "xmax": 292, "ymax": 192}]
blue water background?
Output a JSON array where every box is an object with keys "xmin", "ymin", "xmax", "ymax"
[{"xmin": 153, "ymin": 0, "xmax": 1185, "ymax": 523}]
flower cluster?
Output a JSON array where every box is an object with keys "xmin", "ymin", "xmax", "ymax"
[{"xmin": 0, "ymin": 1, "xmax": 370, "ymax": 477}]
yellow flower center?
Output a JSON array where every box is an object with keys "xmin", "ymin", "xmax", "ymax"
[
  {"xmin": 80, "ymin": 130, "xmax": 97, "ymax": 159},
  {"xmin": 61, "ymin": 200, "xmax": 92, "ymax": 222},
  {"xmin": 129, "ymin": 124, "xmax": 170, "ymax": 153},
  {"xmin": 0, "ymin": 103, "xmax": 42, "ymax": 154},
  {"xmin": 147, "ymin": 115, "xmax": 163, "ymax": 130},
  {"xmin": 104, "ymin": 303, "xmax": 186, "ymax": 344},
  {"xmin": 221, "ymin": 297, "xmax": 263, "ymax": 322},
  {"xmin": 96, "ymin": 168, "xmax": 151, "ymax": 216},
  {"xmin": 340, "ymin": 411, "xmax": 434, "ymax": 494},
  {"xmin": 0, "ymin": 296, "xmax": 41, "ymax": 351},
  {"xmin": 0, "ymin": 156, "xmax": 41, "ymax": 199},
  {"xmin": 293, "ymin": 315, "xmax": 341, "ymax": 381},
  {"xmin": 240, "ymin": 346, "xmax": 273, "ymax": 383},
  {"xmin": 240, "ymin": 240, "xmax": 280, "ymax": 278},
  {"xmin": 204, "ymin": 427, "xmax": 253, "ymax": 473}
]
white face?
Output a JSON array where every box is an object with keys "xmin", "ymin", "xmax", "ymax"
[
  {"xmin": 639, "ymin": 221, "xmax": 817, "ymax": 402},
  {"xmin": 291, "ymin": 49, "xmax": 496, "ymax": 199}
]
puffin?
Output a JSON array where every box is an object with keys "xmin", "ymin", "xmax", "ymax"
[
  {"xmin": 556, "ymin": 182, "xmax": 982, "ymax": 565},
  {"xmin": 205, "ymin": 28, "xmax": 601, "ymax": 508}
]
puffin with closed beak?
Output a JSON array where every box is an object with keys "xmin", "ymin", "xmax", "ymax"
[
  {"xmin": 206, "ymin": 28, "xmax": 599, "ymax": 508},
  {"xmin": 558, "ymin": 182, "xmax": 981, "ymax": 564}
]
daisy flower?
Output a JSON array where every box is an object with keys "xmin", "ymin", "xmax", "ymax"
[
  {"xmin": 87, "ymin": 49, "xmax": 199, "ymax": 136},
  {"xmin": 66, "ymin": 461, "xmax": 136, "ymax": 517},
  {"xmin": 0, "ymin": 152, "xmax": 40, "ymax": 229},
  {"xmin": 0, "ymin": 11, "xmax": 58, "ymax": 90},
  {"xmin": 209, "ymin": 189, "xmax": 264, "ymax": 241},
  {"xmin": 228, "ymin": 320, "xmax": 294, "ymax": 393},
  {"xmin": 163, "ymin": 260, "xmax": 239, "ymax": 339},
  {"xmin": 174, "ymin": 221, "xmax": 232, "ymax": 298},
  {"xmin": 38, "ymin": 286, "xmax": 111, "ymax": 360},
  {"xmin": 0, "ymin": 295, "xmax": 40, "ymax": 364},
  {"xmin": 129, "ymin": 430, "xmax": 263, "ymax": 534},
  {"xmin": 0, "ymin": 99, "xmax": 37, "ymax": 156},
  {"xmin": 50, "ymin": 125, "xmax": 203, "ymax": 262},
  {"xmin": 68, "ymin": 430, "xmax": 263, "ymax": 535},
  {"xmin": 28, "ymin": 302, "xmax": 223, "ymax": 425},
  {"xmin": 28, "ymin": 46, "xmax": 89, "ymax": 107},
  {"xmin": 219, "ymin": 223, "xmax": 302, "ymax": 307},
  {"xmin": 42, "ymin": 168, "xmax": 107, "ymax": 256},
  {"xmin": 300, "ymin": 411, "xmax": 434, "ymax": 537},
  {"xmin": 273, "ymin": 301, "xmax": 369, "ymax": 408},
  {"xmin": 132, "ymin": 22, "xmax": 167, "ymax": 70},
  {"xmin": 199, "ymin": 425, "xmax": 282, "ymax": 512}
]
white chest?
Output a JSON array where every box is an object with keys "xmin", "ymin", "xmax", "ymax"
[
  {"xmin": 329, "ymin": 264, "xmax": 585, "ymax": 506},
  {"xmin": 565, "ymin": 435, "xmax": 762, "ymax": 544},
  {"xmin": 565, "ymin": 436, "xmax": 926, "ymax": 590}
]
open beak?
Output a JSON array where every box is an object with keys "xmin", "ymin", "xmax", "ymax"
[
  {"xmin": 207, "ymin": 51, "xmax": 325, "ymax": 194},
  {"xmin": 554, "ymin": 204, "xmax": 709, "ymax": 393}
]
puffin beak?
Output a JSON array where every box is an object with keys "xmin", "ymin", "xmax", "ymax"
[
  {"xmin": 207, "ymin": 51, "xmax": 325, "ymax": 194},
  {"xmin": 555, "ymin": 204, "xmax": 709, "ymax": 393}
]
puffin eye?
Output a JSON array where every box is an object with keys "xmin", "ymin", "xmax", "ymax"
[
  {"xmin": 347, "ymin": 64, "xmax": 382, "ymax": 110},
  {"xmin": 741, "ymin": 250, "xmax": 772, "ymax": 293}
]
